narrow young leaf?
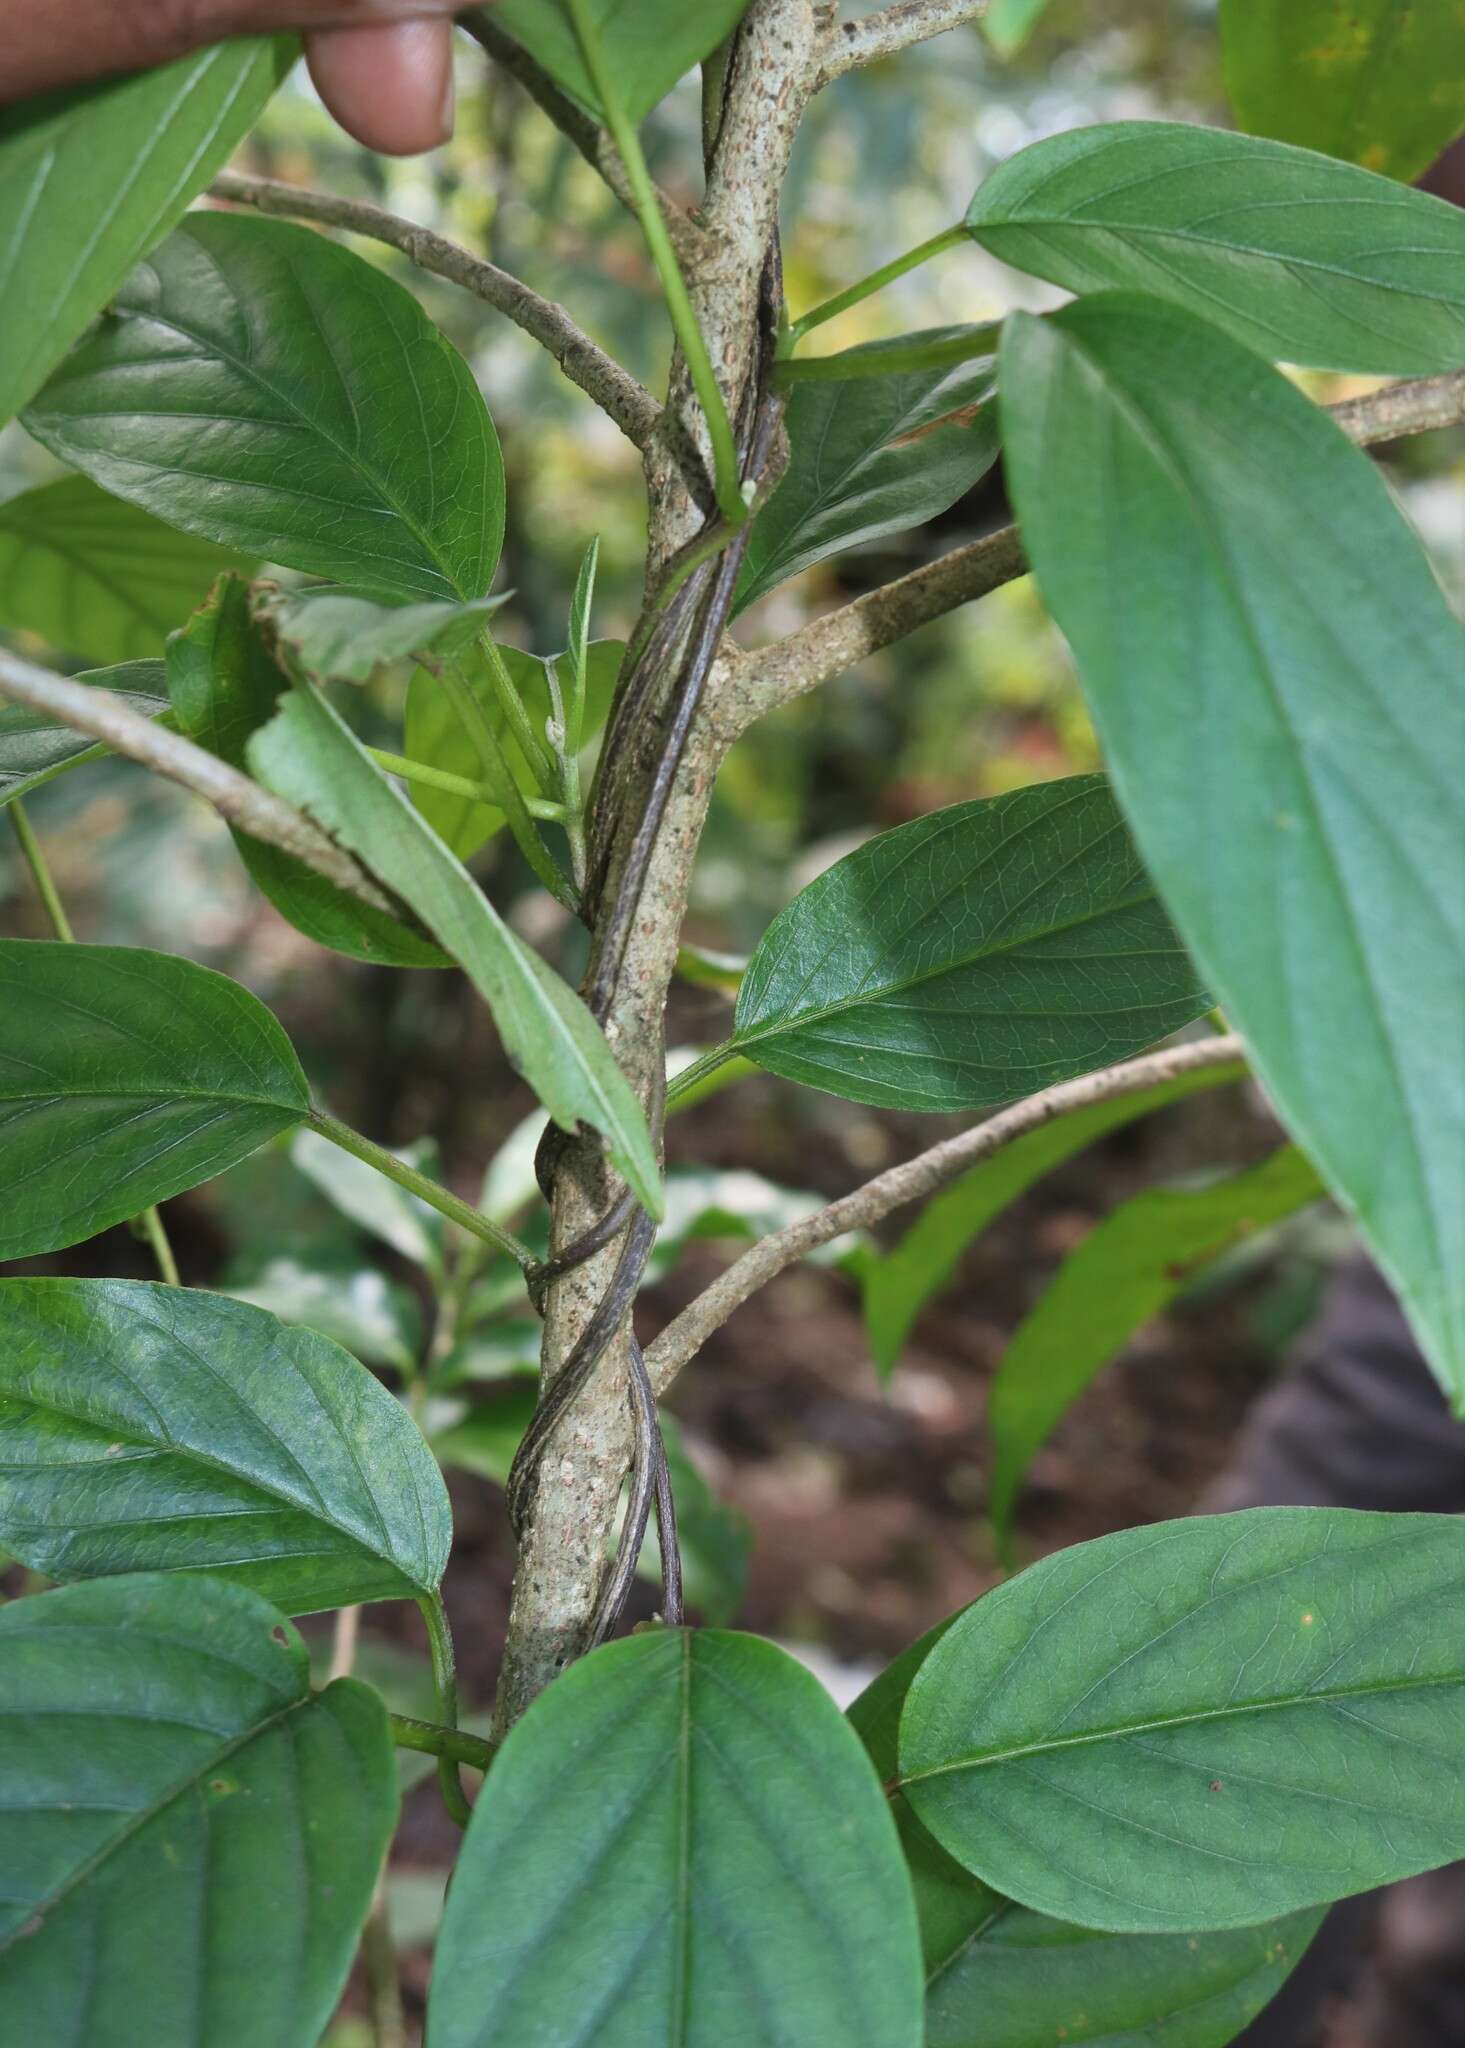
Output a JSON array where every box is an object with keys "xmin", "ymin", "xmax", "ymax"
[
  {"xmin": 429, "ymin": 1630, "xmax": 924, "ymax": 2046},
  {"xmin": 0, "ymin": 940, "xmax": 309, "ymax": 1261},
  {"xmin": 0, "ymin": 38, "xmax": 293, "ymax": 426},
  {"xmin": 730, "ymin": 775, "xmax": 1210, "ymax": 1112},
  {"xmin": 901, "ymin": 1509, "xmax": 1465, "ymax": 1932},
  {"xmin": 0, "ymin": 1574, "xmax": 396, "ymax": 2047},
  {"xmin": 0, "ymin": 479, "xmax": 251, "ymax": 666},
  {"xmin": 1222, "ymin": 0, "xmax": 1465, "ymax": 184},
  {"xmin": 0, "ymin": 659, "xmax": 167, "ymax": 809},
  {"xmin": 988, "ymin": 1146, "xmax": 1326, "ymax": 1540},
  {"xmin": 0, "ymin": 1279, "xmax": 450, "ymax": 1613},
  {"xmin": 167, "ymin": 573, "xmax": 446, "ymax": 967},
  {"xmin": 489, "ymin": 0, "xmax": 753, "ymax": 124},
  {"xmin": 25, "ymin": 214, "xmax": 505, "ymax": 604},
  {"xmin": 967, "ymin": 123, "xmax": 1465, "ymax": 373},
  {"xmin": 290, "ymin": 1125, "xmax": 445, "ymax": 1274},
  {"xmin": 565, "ymin": 536, "xmax": 599, "ymax": 753},
  {"xmin": 248, "ymin": 685, "xmax": 663, "ymax": 1217},
  {"xmin": 1001, "ymin": 295, "xmax": 1465, "ymax": 1401},
  {"xmin": 862, "ymin": 1060, "xmax": 1246, "ymax": 1375},
  {"xmin": 263, "ymin": 587, "xmax": 511, "ymax": 685},
  {"xmin": 736, "ymin": 335, "xmax": 998, "ymax": 612}
]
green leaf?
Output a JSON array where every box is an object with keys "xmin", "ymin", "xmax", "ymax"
[
  {"xmin": 428, "ymin": 1629, "xmax": 924, "ymax": 2047},
  {"xmin": 989, "ymin": 1147, "xmax": 1326, "ymax": 1541},
  {"xmin": 0, "ymin": 939, "xmax": 309, "ymax": 1261},
  {"xmin": 861, "ymin": 1060, "xmax": 1245, "ymax": 1376},
  {"xmin": 966, "ymin": 122, "xmax": 1465, "ymax": 374},
  {"xmin": 489, "ymin": 0, "xmax": 753, "ymax": 124},
  {"xmin": 737, "ymin": 333, "xmax": 998, "ymax": 611},
  {"xmin": 226, "ymin": 1254, "xmax": 423, "ymax": 1375},
  {"xmin": 290, "ymin": 1125, "xmax": 445, "ymax": 1275},
  {"xmin": 1222, "ymin": 0, "xmax": 1465, "ymax": 184},
  {"xmin": 0, "ymin": 659, "xmax": 167, "ymax": 809},
  {"xmin": 248, "ymin": 685, "xmax": 663, "ymax": 1218},
  {"xmin": 1000, "ymin": 294, "xmax": 1465, "ymax": 1400},
  {"xmin": 263, "ymin": 587, "xmax": 511, "ymax": 684},
  {"xmin": 25, "ymin": 213, "xmax": 505, "ymax": 604},
  {"xmin": 0, "ymin": 479, "xmax": 252, "ymax": 666},
  {"xmin": 0, "ymin": 1279, "xmax": 450, "ymax": 1613},
  {"xmin": 404, "ymin": 639, "xmax": 622, "ymax": 860},
  {"xmin": 983, "ymin": 0, "xmax": 1055, "ymax": 57},
  {"xmin": 729, "ymin": 775, "xmax": 1209, "ymax": 1112},
  {"xmin": 646, "ymin": 1164, "xmax": 855, "ymax": 1283},
  {"xmin": 0, "ymin": 1573, "xmax": 395, "ymax": 2047},
  {"xmin": 167, "ymin": 572, "xmax": 446, "ymax": 967},
  {"xmin": 901, "ymin": 1508, "xmax": 1465, "ymax": 1932},
  {"xmin": 0, "ymin": 39, "xmax": 292, "ymax": 429}
]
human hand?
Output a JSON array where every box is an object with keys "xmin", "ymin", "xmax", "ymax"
[{"xmin": 2, "ymin": 2, "xmax": 472, "ymax": 157}]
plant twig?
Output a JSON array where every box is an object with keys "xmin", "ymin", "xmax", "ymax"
[
  {"xmin": 643, "ymin": 1034, "xmax": 1248, "ymax": 1391},
  {"xmin": 307, "ymin": 1107, "xmax": 538, "ymax": 1272},
  {"xmin": 210, "ymin": 171, "xmax": 661, "ymax": 451},
  {"xmin": 787, "ymin": 223, "xmax": 967, "ymax": 342},
  {"xmin": 1328, "ymin": 367, "xmax": 1465, "ymax": 446},
  {"xmin": 388, "ymin": 1713, "xmax": 498, "ymax": 1774},
  {"xmin": 419, "ymin": 1592, "xmax": 473, "ymax": 1828},
  {"xmin": 814, "ymin": 0, "xmax": 991, "ymax": 87}
]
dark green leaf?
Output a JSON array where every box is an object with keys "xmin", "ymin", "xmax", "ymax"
[
  {"xmin": 0, "ymin": 39, "xmax": 292, "ymax": 427},
  {"xmin": 736, "ymin": 334, "xmax": 998, "ymax": 612},
  {"xmin": 429, "ymin": 1629, "xmax": 924, "ymax": 2046},
  {"xmin": 263, "ymin": 587, "xmax": 511, "ymax": 684},
  {"xmin": 489, "ymin": 0, "xmax": 752, "ymax": 124},
  {"xmin": 290, "ymin": 1125, "xmax": 445, "ymax": 1274},
  {"xmin": 26, "ymin": 213, "xmax": 505, "ymax": 603},
  {"xmin": 167, "ymin": 573, "xmax": 446, "ymax": 966},
  {"xmin": 0, "ymin": 1573, "xmax": 395, "ymax": 2047},
  {"xmin": 988, "ymin": 1147, "xmax": 1326, "ymax": 1540},
  {"xmin": 861, "ymin": 1060, "xmax": 1245, "ymax": 1375},
  {"xmin": 730, "ymin": 775, "xmax": 1209, "ymax": 1112},
  {"xmin": 967, "ymin": 123, "xmax": 1465, "ymax": 373},
  {"xmin": 226, "ymin": 1254, "xmax": 423, "ymax": 1374},
  {"xmin": 0, "ymin": 1279, "xmax": 450, "ymax": 1613},
  {"xmin": 901, "ymin": 1508, "xmax": 1465, "ymax": 1931},
  {"xmin": 0, "ymin": 939, "xmax": 309, "ymax": 1261},
  {"xmin": 248, "ymin": 685, "xmax": 662, "ymax": 1217},
  {"xmin": 1001, "ymin": 294, "xmax": 1465, "ymax": 1400},
  {"xmin": 0, "ymin": 659, "xmax": 167, "ymax": 809},
  {"xmin": 0, "ymin": 479, "xmax": 251, "ymax": 665},
  {"xmin": 1222, "ymin": 0, "xmax": 1465, "ymax": 184}
]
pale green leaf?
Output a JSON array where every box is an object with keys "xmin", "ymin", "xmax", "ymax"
[
  {"xmin": 489, "ymin": 0, "xmax": 753, "ymax": 124},
  {"xmin": 0, "ymin": 659, "xmax": 167, "ymax": 809},
  {"xmin": 263, "ymin": 587, "xmax": 511, "ymax": 684}
]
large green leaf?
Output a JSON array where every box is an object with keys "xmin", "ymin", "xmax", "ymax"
[
  {"xmin": 489, "ymin": 0, "xmax": 752, "ymax": 124},
  {"xmin": 1000, "ymin": 294, "xmax": 1465, "ymax": 1399},
  {"xmin": 167, "ymin": 573, "xmax": 444, "ymax": 966},
  {"xmin": 735, "ymin": 335, "xmax": 998, "ymax": 612},
  {"xmin": 0, "ymin": 1279, "xmax": 450, "ymax": 1613},
  {"xmin": 248, "ymin": 684, "xmax": 662, "ymax": 1217},
  {"xmin": 428, "ymin": 1629, "xmax": 923, "ymax": 2046},
  {"xmin": 0, "ymin": 479, "xmax": 251, "ymax": 666},
  {"xmin": 0, "ymin": 39, "xmax": 292, "ymax": 428},
  {"xmin": 1222, "ymin": 0, "xmax": 1465, "ymax": 184},
  {"xmin": 728, "ymin": 775, "xmax": 1209, "ymax": 1112},
  {"xmin": 988, "ymin": 1147, "xmax": 1326, "ymax": 1539},
  {"xmin": 0, "ymin": 939, "xmax": 309, "ymax": 1261},
  {"xmin": 25, "ymin": 213, "xmax": 505, "ymax": 604},
  {"xmin": 861, "ymin": 1060, "xmax": 1245, "ymax": 1374},
  {"xmin": 0, "ymin": 1573, "xmax": 395, "ymax": 2047},
  {"xmin": 901, "ymin": 1508, "xmax": 1465, "ymax": 1933},
  {"xmin": 0, "ymin": 659, "xmax": 168, "ymax": 809},
  {"xmin": 966, "ymin": 122, "xmax": 1465, "ymax": 373}
]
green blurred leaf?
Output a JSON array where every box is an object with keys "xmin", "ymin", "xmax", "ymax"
[
  {"xmin": 1222, "ymin": 0, "xmax": 1465, "ymax": 183},
  {"xmin": 263, "ymin": 587, "xmax": 511, "ymax": 684},
  {"xmin": 0, "ymin": 659, "xmax": 167, "ymax": 809},
  {"xmin": 988, "ymin": 1147, "xmax": 1326, "ymax": 1540},
  {"xmin": 226, "ymin": 1254, "xmax": 422, "ymax": 1374},
  {"xmin": 1001, "ymin": 294, "xmax": 1465, "ymax": 1402},
  {"xmin": 647, "ymin": 1164, "xmax": 855, "ymax": 1282},
  {"xmin": 0, "ymin": 39, "xmax": 292, "ymax": 428},
  {"xmin": 167, "ymin": 573, "xmax": 446, "ymax": 966},
  {"xmin": 290, "ymin": 1126, "xmax": 445, "ymax": 1275},
  {"xmin": 967, "ymin": 122, "xmax": 1465, "ymax": 373},
  {"xmin": 248, "ymin": 684, "xmax": 662, "ymax": 1218},
  {"xmin": 730, "ymin": 775, "xmax": 1209, "ymax": 1112},
  {"xmin": 0, "ymin": 1279, "xmax": 449, "ymax": 1613},
  {"xmin": 429, "ymin": 1629, "xmax": 923, "ymax": 2046},
  {"xmin": 0, "ymin": 1574, "xmax": 395, "ymax": 2046},
  {"xmin": 901, "ymin": 1509, "xmax": 1465, "ymax": 1932},
  {"xmin": 489, "ymin": 0, "xmax": 753, "ymax": 124},
  {"xmin": 0, "ymin": 479, "xmax": 251, "ymax": 665},
  {"xmin": 26, "ymin": 214, "xmax": 505, "ymax": 603},
  {"xmin": 736, "ymin": 334, "xmax": 998, "ymax": 612},
  {"xmin": 861, "ymin": 1061, "xmax": 1245, "ymax": 1376},
  {"xmin": 983, "ymin": 0, "xmax": 1054, "ymax": 57},
  {"xmin": 0, "ymin": 939, "xmax": 309, "ymax": 1261}
]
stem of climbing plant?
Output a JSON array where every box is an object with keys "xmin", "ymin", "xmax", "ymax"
[
  {"xmin": 367, "ymin": 747, "xmax": 567, "ymax": 821},
  {"xmin": 388, "ymin": 1713, "xmax": 498, "ymax": 1773},
  {"xmin": 419, "ymin": 1591, "xmax": 474, "ymax": 1827},
  {"xmin": 305, "ymin": 1107, "xmax": 539, "ymax": 1272},
  {"xmin": 437, "ymin": 662, "xmax": 579, "ymax": 912},
  {"xmin": 786, "ymin": 223, "xmax": 968, "ymax": 343}
]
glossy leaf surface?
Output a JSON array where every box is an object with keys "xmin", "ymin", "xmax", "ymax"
[
  {"xmin": 0, "ymin": 659, "xmax": 167, "ymax": 809},
  {"xmin": 489, "ymin": 0, "xmax": 752, "ymax": 124}
]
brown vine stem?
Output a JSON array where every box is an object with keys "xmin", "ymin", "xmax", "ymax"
[{"xmin": 813, "ymin": 0, "xmax": 992, "ymax": 87}]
